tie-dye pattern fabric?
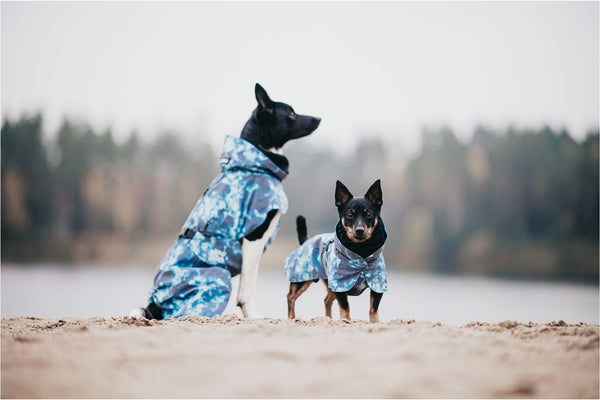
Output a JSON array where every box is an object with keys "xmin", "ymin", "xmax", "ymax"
[
  {"xmin": 284, "ymin": 222, "xmax": 388, "ymax": 294},
  {"xmin": 149, "ymin": 136, "xmax": 289, "ymax": 318}
]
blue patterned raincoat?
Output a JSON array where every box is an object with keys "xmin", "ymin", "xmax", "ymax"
[
  {"xmin": 284, "ymin": 223, "xmax": 388, "ymax": 294},
  {"xmin": 149, "ymin": 135, "xmax": 289, "ymax": 318}
]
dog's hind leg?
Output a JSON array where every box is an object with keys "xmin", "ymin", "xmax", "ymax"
[
  {"xmin": 238, "ymin": 210, "xmax": 281, "ymax": 318},
  {"xmin": 287, "ymin": 281, "xmax": 313, "ymax": 319}
]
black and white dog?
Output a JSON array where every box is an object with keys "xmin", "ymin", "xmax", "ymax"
[{"xmin": 131, "ymin": 84, "xmax": 320, "ymax": 319}]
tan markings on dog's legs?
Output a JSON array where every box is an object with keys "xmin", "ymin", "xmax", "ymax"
[
  {"xmin": 287, "ymin": 281, "xmax": 313, "ymax": 319},
  {"xmin": 323, "ymin": 285, "xmax": 336, "ymax": 318},
  {"xmin": 369, "ymin": 290, "xmax": 383, "ymax": 323},
  {"xmin": 339, "ymin": 306, "xmax": 351, "ymax": 321},
  {"xmin": 335, "ymin": 292, "xmax": 351, "ymax": 321},
  {"xmin": 287, "ymin": 284, "xmax": 298, "ymax": 319},
  {"xmin": 238, "ymin": 211, "xmax": 281, "ymax": 318}
]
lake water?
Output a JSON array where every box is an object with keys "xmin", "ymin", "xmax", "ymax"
[{"xmin": 1, "ymin": 264, "xmax": 598, "ymax": 325}]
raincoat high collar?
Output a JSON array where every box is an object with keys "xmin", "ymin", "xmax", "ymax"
[{"xmin": 220, "ymin": 135, "xmax": 289, "ymax": 181}]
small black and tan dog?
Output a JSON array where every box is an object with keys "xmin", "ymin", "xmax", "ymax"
[{"xmin": 284, "ymin": 180, "xmax": 388, "ymax": 323}]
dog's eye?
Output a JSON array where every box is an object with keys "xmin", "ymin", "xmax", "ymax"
[
  {"xmin": 345, "ymin": 213, "xmax": 354, "ymax": 220},
  {"xmin": 288, "ymin": 112, "xmax": 296, "ymax": 120}
]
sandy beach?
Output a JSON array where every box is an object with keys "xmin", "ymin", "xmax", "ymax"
[{"xmin": 1, "ymin": 315, "xmax": 598, "ymax": 399}]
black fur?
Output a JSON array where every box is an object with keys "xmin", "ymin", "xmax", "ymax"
[
  {"xmin": 245, "ymin": 209, "xmax": 279, "ymax": 241},
  {"xmin": 334, "ymin": 292, "xmax": 350, "ymax": 311},
  {"xmin": 296, "ymin": 216, "xmax": 308, "ymax": 245},
  {"xmin": 143, "ymin": 302, "xmax": 164, "ymax": 320},
  {"xmin": 241, "ymin": 83, "xmax": 321, "ymax": 158},
  {"xmin": 371, "ymin": 291, "xmax": 383, "ymax": 313}
]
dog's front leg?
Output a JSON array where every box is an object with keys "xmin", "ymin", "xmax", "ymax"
[
  {"xmin": 237, "ymin": 210, "xmax": 281, "ymax": 318},
  {"xmin": 334, "ymin": 292, "xmax": 351, "ymax": 320},
  {"xmin": 369, "ymin": 290, "xmax": 383, "ymax": 323},
  {"xmin": 237, "ymin": 239, "xmax": 263, "ymax": 318}
]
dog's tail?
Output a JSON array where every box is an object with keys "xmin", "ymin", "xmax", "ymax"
[{"xmin": 296, "ymin": 215, "xmax": 308, "ymax": 245}]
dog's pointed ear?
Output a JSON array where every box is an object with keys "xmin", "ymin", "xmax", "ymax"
[
  {"xmin": 255, "ymin": 83, "xmax": 273, "ymax": 114},
  {"xmin": 365, "ymin": 179, "xmax": 383, "ymax": 208},
  {"xmin": 335, "ymin": 180, "xmax": 353, "ymax": 207}
]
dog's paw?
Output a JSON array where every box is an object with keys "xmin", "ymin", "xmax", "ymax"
[
  {"xmin": 128, "ymin": 307, "xmax": 146, "ymax": 318},
  {"xmin": 238, "ymin": 302, "xmax": 262, "ymax": 319},
  {"xmin": 243, "ymin": 311, "xmax": 263, "ymax": 319}
]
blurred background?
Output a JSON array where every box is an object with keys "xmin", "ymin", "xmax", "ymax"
[{"xmin": 1, "ymin": 2, "xmax": 598, "ymax": 323}]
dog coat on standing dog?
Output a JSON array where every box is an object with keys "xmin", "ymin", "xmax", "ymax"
[
  {"xmin": 149, "ymin": 135, "xmax": 289, "ymax": 319},
  {"xmin": 284, "ymin": 222, "xmax": 388, "ymax": 293}
]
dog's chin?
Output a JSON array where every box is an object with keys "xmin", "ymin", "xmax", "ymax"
[
  {"xmin": 347, "ymin": 232, "xmax": 368, "ymax": 243},
  {"xmin": 349, "ymin": 236, "xmax": 367, "ymax": 243}
]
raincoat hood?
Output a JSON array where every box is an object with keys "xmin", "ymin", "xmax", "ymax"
[{"xmin": 220, "ymin": 136, "xmax": 288, "ymax": 181}]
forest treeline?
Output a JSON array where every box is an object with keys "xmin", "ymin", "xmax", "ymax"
[{"xmin": 2, "ymin": 114, "xmax": 598, "ymax": 282}]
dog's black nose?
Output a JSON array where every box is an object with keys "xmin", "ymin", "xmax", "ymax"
[{"xmin": 355, "ymin": 226, "xmax": 365, "ymax": 235}]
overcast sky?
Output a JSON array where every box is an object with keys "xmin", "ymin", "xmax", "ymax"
[{"xmin": 2, "ymin": 1, "xmax": 598, "ymax": 155}]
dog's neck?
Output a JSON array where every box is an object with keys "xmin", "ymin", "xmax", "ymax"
[
  {"xmin": 335, "ymin": 219, "xmax": 387, "ymax": 259},
  {"xmin": 240, "ymin": 118, "xmax": 289, "ymax": 173}
]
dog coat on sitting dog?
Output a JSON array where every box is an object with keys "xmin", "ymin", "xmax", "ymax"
[
  {"xmin": 284, "ymin": 222, "xmax": 388, "ymax": 294},
  {"xmin": 149, "ymin": 135, "xmax": 289, "ymax": 319}
]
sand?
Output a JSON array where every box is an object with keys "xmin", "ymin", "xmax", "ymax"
[{"xmin": 1, "ymin": 315, "xmax": 598, "ymax": 399}]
